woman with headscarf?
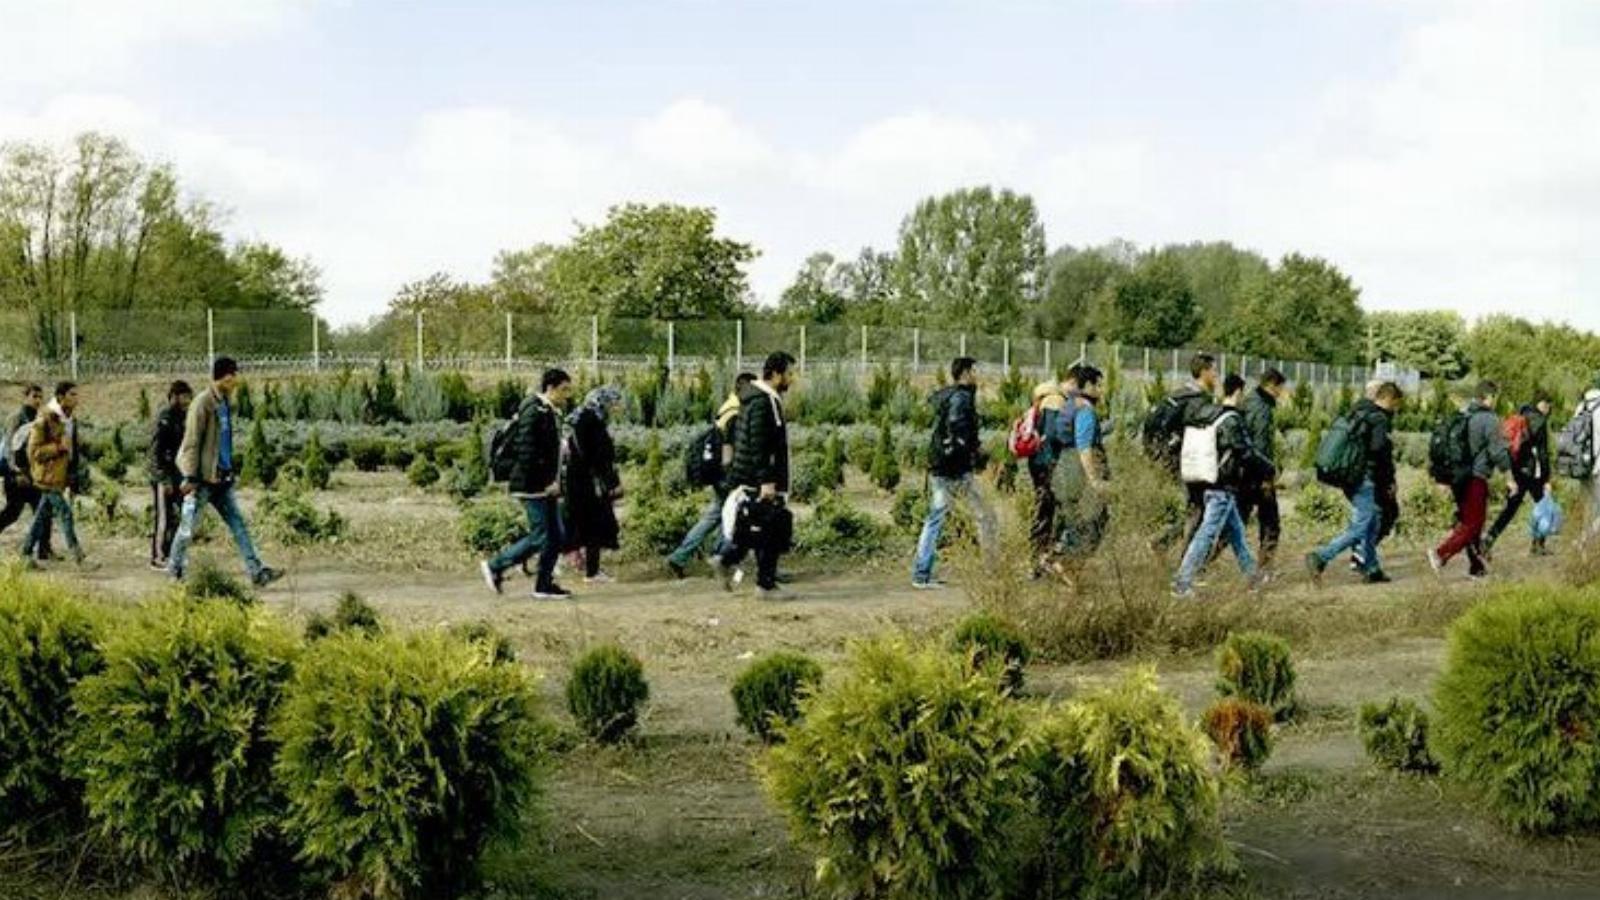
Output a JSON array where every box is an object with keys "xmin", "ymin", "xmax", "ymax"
[{"xmin": 562, "ymin": 386, "xmax": 624, "ymax": 583}]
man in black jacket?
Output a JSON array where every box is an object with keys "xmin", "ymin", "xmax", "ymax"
[
  {"xmin": 0, "ymin": 383, "xmax": 51, "ymax": 557},
  {"xmin": 1152, "ymin": 354, "xmax": 1219, "ymax": 549},
  {"xmin": 1484, "ymin": 394, "xmax": 1554, "ymax": 555},
  {"xmin": 481, "ymin": 368, "xmax": 573, "ymax": 599},
  {"xmin": 147, "ymin": 380, "xmax": 192, "ymax": 570},
  {"xmin": 1307, "ymin": 382, "xmax": 1404, "ymax": 584},
  {"xmin": 1238, "ymin": 368, "xmax": 1287, "ymax": 571},
  {"xmin": 912, "ymin": 356, "xmax": 998, "ymax": 589},
  {"xmin": 717, "ymin": 351, "xmax": 797, "ymax": 599},
  {"xmin": 1173, "ymin": 375, "xmax": 1271, "ymax": 597}
]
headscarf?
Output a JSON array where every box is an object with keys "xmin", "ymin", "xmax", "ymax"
[{"xmin": 570, "ymin": 385, "xmax": 624, "ymax": 426}]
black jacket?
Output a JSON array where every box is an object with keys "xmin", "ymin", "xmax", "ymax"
[
  {"xmin": 147, "ymin": 404, "xmax": 186, "ymax": 486},
  {"xmin": 562, "ymin": 406, "xmax": 621, "ymax": 549},
  {"xmin": 727, "ymin": 382, "xmax": 789, "ymax": 492},
  {"xmin": 1519, "ymin": 405, "xmax": 1552, "ymax": 484},
  {"xmin": 1169, "ymin": 383, "xmax": 1216, "ymax": 429},
  {"xmin": 3, "ymin": 405, "xmax": 36, "ymax": 477},
  {"xmin": 1242, "ymin": 387, "xmax": 1278, "ymax": 465},
  {"xmin": 506, "ymin": 394, "xmax": 563, "ymax": 497},
  {"xmin": 929, "ymin": 384, "xmax": 981, "ymax": 478},
  {"xmin": 1351, "ymin": 398, "xmax": 1397, "ymax": 491}
]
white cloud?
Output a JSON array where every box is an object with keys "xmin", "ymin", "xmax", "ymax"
[{"xmin": 632, "ymin": 97, "xmax": 775, "ymax": 176}]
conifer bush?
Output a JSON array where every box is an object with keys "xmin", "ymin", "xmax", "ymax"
[
  {"xmin": 620, "ymin": 491, "xmax": 702, "ymax": 559},
  {"xmin": 304, "ymin": 592, "xmax": 384, "ymax": 641},
  {"xmin": 348, "ymin": 438, "xmax": 388, "ymax": 472},
  {"xmin": 406, "ymin": 455, "xmax": 440, "ymax": 488},
  {"xmin": 1215, "ymin": 631, "xmax": 1298, "ymax": 721},
  {"xmin": 450, "ymin": 620, "xmax": 518, "ymax": 664},
  {"xmin": 383, "ymin": 441, "xmax": 416, "ymax": 470},
  {"xmin": 259, "ymin": 489, "xmax": 347, "ymax": 545},
  {"xmin": 273, "ymin": 631, "xmax": 547, "ymax": 899},
  {"xmin": 301, "ymin": 428, "xmax": 333, "ymax": 490},
  {"xmin": 1434, "ymin": 585, "xmax": 1600, "ymax": 833},
  {"xmin": 1359, "ymin": 697, "xmax": 1438, "ymax": 774},
  {"xmin": 69, "ymin": 597, "xmax": 298, "ymax": 877},
  {"xmin": 457, "ymin": 496, "xmax": 526, "ymax": 555},
  {"xmin": 731, "ymin": 651, "xmax": 823, "ymax": 742},
  {"xmin": 869, "ymin": 419, "xmax": 901, "ymax": 491},
  {"xmin": 1201, "ymin": 697, "xmax": 1274, "ymax": 773},
  {"xmin": 0, "ymin": 572, "xmax": 105, "ymax": 836},
  {"xmin": 185, "ymin": 562, "xmax": 257, "ymax": 605},
  {"xmin": 795, "ymin": 491, "xmax": 888, "ymax": 558},
  {"xmin": 240, "ymin": 417, "xmax": 278, "ymax": 488},
  {"xmin": 566, "ymin": 644, "xmax": 649, "ymax": 743},
  {"xmin": 949, "ymin": 612, "xmax": 1031, "ymax": 694}
]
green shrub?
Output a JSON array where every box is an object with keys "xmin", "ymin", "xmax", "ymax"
[
  {"xmin": 274, "ymin": 630, "xmax": 546, "ymax": 898},
  {"xmin": 100, "ymin": 424, "xmax": 130, "ymax": 482},
  {"xmin": 69, "ymin": 597, "xmax": 297, "ymax": 877},
  {"xmin": 449, "ymin": 620, "xmax": 518, "ymax": 665},
  {"xmin": 136, "ymin": 386, "xmax": 151, "ymax": 421},
  {"xmin": 621, "ymin": 491, "xmax": 702, "ymax": 560},
  {"xmin": 1397, "ymin": 479, "xmax": 1455, "ymax": 538},
  {"xmin": 304, "ymin": 592, "xmax": 384, "ymax": 642},
  {"xmin": 1434, "ymin": 585, "xmax": 1600, "ymax": 833},
  {"xmin": 1359, "ymin": 697, "xmax": 1439, "ymax": 774},
  {"xmin": 1215, "ymin": 631, "xmax": 1298, "ymax": 721},
  {"xmin": 731, "ymin": 652, "xmax": 824, "ymax": 743},
  {"xmin": 566, "ymin": 644, "xmax": 649, "ymax": 743},
  {"xmin": 458, "ymin": 496, "xmax": 526, "ymax": 555},
  {"xmin": 383, "ymin": 442, "xmax": 416, "ymax": 470},
  {"xmin": 185, "ymin": 562, "xmax": 257, "ymax": 605},
  {"xmin": 795, "ymin": 491, "xmax": 888, "ymax": 558},
  {"xmin": 259, "ymin": 489, "xmax": 347, "ymax": 545},
  {"xmin": 348, "ymin": 438, "xmax": 388, "ymax": 472},
  {"xmin": 787, "ymin": 453, "xmax": 822, "ymax": 503},
  {"xmin": 447, "ymin": 422, "xmax": 490, "ymax": 500},
  {"xmin": 816, "ymin": 432, "xmax": 847, "ymax": 491},
  {"xmin": 843, "ymin": 428, "xmax": 876, "ymax": 474},
  {"xmin": 0, "ymin": 572, "xmax": 104, "ymax": 835},
  {"xmin": 1291, "ymin": 481, "xmax": 1344, "ymax": 528},
  {"xmin": 301, "ymin": 429, "xmax": 333, "ymax": 491},
  {"xmin": 762, "ymin": 638, "xmax": 1032, "ymax": 898},
  {"xmin": 240, "ymin": 418, "xmax": 278, "ymax": 488},
  {"xmin": 1201, "ymin": 697, "xmax": 1274, "ymax": 773},
  {"xmin": 406, "ymin": 455, "xmax": 440, "ymax": 489},
  {"xmin": 869, "ymin": 420, "xmax": 901, "ymax": 491},
  {"xmin": 949, "ymin": 612, "xmax": 1031, "ymax": 694},
  {"xmin": 1028, "ymin": 669, "xmax": 1231, "ymax": 898},
  {"xmin": 890, "ymin": 485, "xmax": 928, "ymax": 533}
]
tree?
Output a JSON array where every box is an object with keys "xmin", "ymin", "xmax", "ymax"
[
  {"xmin": 487, "ymin": 244, "xmax": 560, "ymax": 315},
  {"xmin": 778, "ymin": 252, "xmax": 851, "ymax": 323},
  {"xmin": 384, "ymin": 272, "xmax": 496, "ymax": 358},
  {"xmin": 892, "ymin": 187, "xmax": 1046, "ymax": 333},
  {"xmin": 1164, "ymin": 242, "xmax": 1272, "ymax": 344},
  {"xmin": 1233, "ymin": 254, "xmax": 1364, "ymax": 363},
  {"xmin": 1368, "ymin": 311, "xmax": 1468, "ymax": 379},
  {"xmin": 1035, "ymin": 244, "xmax": 1130, "ymax": 340},
  {"xmin": 1463, "ymin": 315, "xmax": 1600, "ymax": 402},
  {"xmin": 1103, "ymin": 250, "xmax": 1200, "ymax": 348},
  {"xmin": 230, "ymin": 242, "xmax": 323, "ymax": 311}
]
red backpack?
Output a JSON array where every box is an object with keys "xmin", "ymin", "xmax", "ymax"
[{"xmin": 1008, "ymin": 405, "xmax": 1043, "ymax": 459}]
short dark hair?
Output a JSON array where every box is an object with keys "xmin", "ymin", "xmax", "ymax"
[
  {"xmin": 168, "ymin": 380, "xmax": 193, "ymax": 399},
  {"xmin": 763, "ymin": 351, "xmax": 795, "ymax": 379},
  {"xmin": 734, "ymin": 372, "xmax": 757, "ymax": 387},
  {"xmin": 22, "ymin": 383, "xmax": 41, "ymax": 396},
  {"xmin": 1190, "ymin": 354, "xmax": 1216, "ymax": 378},
  {"xmin": 950, "ymin": 356, "xmax": 977, "ymax": 382},
  {"xmin": 212, "ymin": 356, "xmax": 239, "ymax": 381},
  {"xmin": 1375, "ymin": 381, "xmax": 1404, "ymax": 402},
  {"xmin": 1475, "ymin": 380, "xmax": 1499, "ymax": 400},
  {"xmin": 1260, "ymin": 368, "xmax": 1287, "ymax": 388},
  {"xmin": 1076, "ymin": 365, "xmax": 1104, "ymax": 387},
  {"xmin": 1533, "ymin": 389, "xmax": 1553, "ymax": 404},
  {"xmin": 1224, "ymin": 374, "xmax": 1246, "ymax": 396},
  {"xmin": 54, "ymin": 381, "xmax": 76, "ymax": 399},
  {"xmin": 540, "ymin": 368, "xmax": 572, "ymax": 392}
]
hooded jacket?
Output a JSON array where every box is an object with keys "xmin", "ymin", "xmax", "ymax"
[
  {"xmin": 726, "ymin": 379, "xmax": 789, "ymax": 492},
  {"xmin": 148, "ymin": 402, "xmax": 187, "ymax": 486},
  {"xmin": 929, "ymin": 383, "xmax": 981, "ymax": 478},
  {"xmin": 1242, "ymin": 386, "xmax": 1279, "ymax": 465},
  {"xmin": 1465, "ymin": 399, "xmax": 1512, "ymax": 481},
  {"xmin": 506, "ymin": 393, "xmax": 563, "ymax": 497},
  {"xmin": 1350, "ymin": 398, "xmax": 1397, "ymax": 491}
]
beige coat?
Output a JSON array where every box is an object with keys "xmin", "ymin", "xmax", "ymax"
[{"xmin": 177, "ymin": 387, "xmax": 229, "ymax": 483}]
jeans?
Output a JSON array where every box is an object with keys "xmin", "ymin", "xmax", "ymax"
[
  {"xmin": 488, "ymin": 497, "xmax": 563, "ymax": 586},
  {"xmin": 1437, "ymin": 477, "xmax": 1489, "ymax": 571},
  {"xmin": 167, "ymin": 482, "xmax": 264, "ymax": 580},
  {"xmin": 23, "ymin": 491, "xmax": 79, "ymax": 557},
  {"xmin": 1315, "ymin": 479, "xmax": 1383, "ymax": 575},
  {"xmin": 667, "ymin": 486, "xmax": 729, "ymax": 567},
  {"xmin": 913, "ymin": 473, "xmax": 998, "ymax": 584},
  {"xmin": 1175, "ymin": 490, "xmax": 1254, "ymax": 592}
]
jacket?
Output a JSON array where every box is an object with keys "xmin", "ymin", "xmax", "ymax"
[
  {"xmin": 929, "ymin": 384, "xmax": 981, "ymax": 478},
  {"xmin": 726, "ymin": 380, "xmax": 789, "ymax": 492},
  {"xmin": 1465, "ymin": 400, "xmax": 1512, "ymax": 481},
  {"xmin": 1242, "ymin": 387, "xmax": 1278, "ymax": 465},
  {"xmin": 148, "ymin": 403, "xmax": 186, "ymax": 486},
  {"xmin": 562, "ymin": 405, "xmax": 621, "ymax": 549},
  {"xmin": 27, "ymin": 403, "xmax": 77, "ymax": 492},
  {"xmin": 3, "ymin": 405, "xmax": 37, "ymax": 480},
  {"xmin": 1517, "ymin": 405, "xmax": 1551, "ymax": 485},
  {"xmin": 1350, "ymin": 398, "xmax": 1397, "ymax": 491},
  {"xmin": 506, "ymin": 393, "xmax": 563, "ymax": 497},
  {"xmin": 177, "ymin": 387, "xmax": 234, "ymax": 484},
  {"xmin": 1169, "ymin": 383, "xmax": 1216, "ymax": 429},
  {"xmin": 1587, "ymin": 389, "xmax": 1600, "ymax": 478}
]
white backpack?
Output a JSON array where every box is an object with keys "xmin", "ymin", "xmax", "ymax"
[{"xmin": 1180, "ymin": 411, "xmax": 1236, "ymax": 485}]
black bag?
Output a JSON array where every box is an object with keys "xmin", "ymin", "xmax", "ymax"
[
  {"xmin": 735, "ymin": 497, "xmax": 793, "ymax": 554},
  {"xmin": 684, "ymin": 424, "xmax": 725, "ymax": 487},
  {"xmin": 1428, "ymin": 411, "xmax": 1473, "ymax": 486},
  {"xmin": 488, "ymin": 414, "xmax": 521, "ymax": 483},
  {"xmin": 1314, "ymin": 415, "xmax": 1367, "ymax": 490},
  {"xmin": 1140, "ymin": 397, "xmax": 1186, "ymax": 472}
]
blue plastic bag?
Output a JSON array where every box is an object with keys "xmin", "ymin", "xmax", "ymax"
[{"xmin": 1531, "ymin": 494, "xmax": 1564, "ymax": 540}]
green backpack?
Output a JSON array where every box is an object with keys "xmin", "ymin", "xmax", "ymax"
[{"xmin": 1314, "ymin": 415, "xmax": 1367, "ymax": 489}]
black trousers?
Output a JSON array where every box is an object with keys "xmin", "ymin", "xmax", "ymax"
[
  {"xmin": 1236, "ymin": 483, "xmax": 1282, "ymax": 566},
  {"xmin": 1485, "ymin": 478, "xmax": 1546, "ymax": 549},
  {"xmin": 0, "ymin": 475, "xmax": 52, "ymax": 555},
  {"xmin": 720, "ymin": 498, "xmax": 790, "ymax": 590},
  {"xmin": 151, "ymin": 482, "xmax": 182, "ymax": 564},
  {"xmin": 1028, "ymin": 465, "xmax": 1057, "ymax": 553}
]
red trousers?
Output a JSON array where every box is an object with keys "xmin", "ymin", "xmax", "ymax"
[{"xmin": 1437, "ymin": 477, "xmax": 1488, "ymax": 564}]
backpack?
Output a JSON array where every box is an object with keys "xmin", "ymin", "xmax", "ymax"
[
  {"xmin": 1428, "ymin": 411, "xmax": 1473, "ymax": 486},
  {"xmin": 1008, "ymin": 405, "xmax": 1043, "ymax": 459},
  {"xmin": 1180, "ymin": 410, "xmax": 1236, "ymax": 485},
  {"xmin": 684, "ymin": 424, "xmax": 726, "ymax": 487},
  {"xmin": 1141, "ymin": 396, "xmax": 1188, "ymax": 472},
  {"xmin": 1556, "ymin": 400, "xmax": 1599, "ymax": 479},
  {"xmin": 8, "ymin": 422, "xmax": 31, "ymax": 477},
  {"xmin": 488, "ymin": 410, "xmax": 524, "ymax": 483},
  {"xmin": 1314, "ymin": 415, "xmax": 1367, "ymax": 489}
]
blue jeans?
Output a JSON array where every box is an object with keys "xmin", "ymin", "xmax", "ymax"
[
  {"xmin": 488, "ymin": 497, "xmax": 563, "ymax": 585},
  {"xmin": 667, "ymin": 486, "xmax": 729, "ymax": 567},
  {"xmin": 1175, "ymin": 489, "xmax": 1255, "ymax": 592},
  {"xmin": 23, "ymin": 491, "xmax": 79, "ymax": 557},
  {"xmin": 1314, "ymin": 479, "xmax": 1383, "ymax": 575},
  {"xmin": 168, "ymin": 482, "xmax": 263, "ymax": 580},
  {"xmin": 913, "ymin": 473, "xmax": 998, "ymax": 584}
]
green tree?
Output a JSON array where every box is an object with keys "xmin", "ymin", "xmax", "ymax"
[
  {"xmin": 1103, "ymin": 250, "xmax": 1200, "ymax": 348},
  {"xmin": 1234, "ymin": 254, "xmax": 1364, "ymax": 363},
  {"xmin": 229, "ymin": 242, "xmax": 323, "ymax": 311},
  {"xmin": 1368, "ymin": 311, "xmax": 1468, "ymax": 379},
  {"xmin": 1463, "ymin": 315, "xmax": 1600, "ymax": 402},
  {"xmin": 778, "ymin": 252, "xmax": 851, "ymax": 323},
  {"xmin": 892, "ymin": 187, "xmax": 1046, "ymax": 333},
  {"xmin": 1164, "ymin": 241, "xmax": 1272, "ymax": 344},
  {"xmin": 1035, "ymin": 244, "xmax": 1130, "ymax": 340}
]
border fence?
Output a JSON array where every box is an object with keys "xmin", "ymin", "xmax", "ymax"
[{"xmin": 0, "ymin": 309, "xmax": 1407, "ymax": 388}]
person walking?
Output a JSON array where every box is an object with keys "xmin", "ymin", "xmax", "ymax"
[
  {"xmin": 912, "ymin": 356, "xmax": 998, "ymax": 589},
  {"xmin": 1239, "ymin": 368, "xmax": 1287, "ymax": 573},
  {"xmin": 167, "ymin": 358, "xmax": 282, "ymax": 587},
  {"xmin": 1429, "ymin": 381, "xmax": 1512, "ymax": 579},
  {"xmin": 20, "ymin": 382, "xmax": 89, "ymax": 569},
  {"xmin": 1352, "ymin": 379, "xmax": 1401, "ymax": 572},
  {"xmin": 1146, "ymin": 354, "xmax": 1220, "ymax": 548},
  {"xmin": 1025, "ymin": 369, "xmax": 1075, "ymax": 573},
  {"xmin": 666, "ymin": 372, "xmax": 755, "ymax": 577},
  {"xmin": 716, "ymin": 351, "xmax": 797, "ymax": 600},
  {"xmin": 1306, "ymin": 381, "xmax": 1404, "ymax": 585},
  {"xmin": 1047, "ymin": 365, "xmax": 1111, "ymax": 572},
  {"xmin": 0, "ymin": 383, "xmax": 53, "ymax": 559},
  {"xmin": 1173, "ymin": 375, "xmax": 1270, "ymax": 598},
  {"xmin": 147, "ymin": 380, "xmax": 192, "ymax": 571},
  {"xmin": 1484, "ymin": 393, "xmax": 1554, "ymax": 556},
  {"xmin": 1574, "ymin": 378, "xmax": 1600, "ymax": 540},
  {"xmin": 562, "ymin": 386, "xmax": 624, "ymax": 584},
  {"xmin": 481, "ymin": 368, "xmax": 574, "ymax": 599}
]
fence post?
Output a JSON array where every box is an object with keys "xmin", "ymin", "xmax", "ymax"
[
  {"xmin": 667, "ymin": 321, "xmax": 676, "ymax": 372},
  {"xmin": 312, "ymin": 313, "xmax": 320, "ymax": 372},
  {"xmin": 1080, "ymin": 340, "xmax": 1088, "ymax": 365},
  {"xmin": 860, "ymin": 324, "xmax": 868, "ymax": 372},
  {"xmin": 913, "ymin": 328, "xmax": 920, "ymax": 371},
  {"xmin": 960, "ymin": 333, "xmax": 967, "ymax": 356},
  {"xmin": 799, "ymin": 324, "xmax": 807, "ymax": 374},
  {"xmin": 1220, "ymin": 352, "xmax": 1228, "ymax": 379},
  {"xmin": 504, "ymin": 312, "xmax": 513, "ymax": 371},
  {"xmin": 1143, "ymin": 347, "xmax": 1150, "ymax": 376},
  {"xmin": 206, "ymin": 308, "xmax": 215, "ymax": 369},
  {"xmin": 1003, "ymin": 337, "xmax": 1011, "ymax": 370},
  {"xmin": 735, "ymin": 319, "xmax": 744, "ymax": 372},
  {"xmin": 415, "ymin": 312, "xmax": 423, "ymax": 369},
  {"xmin": 70, "ymin": 312, "xmax": 79, "ymax": 380},
  {"xmin": 1043, "ymin": 339, "xmax": 1051, "ymax": 375},
  {"xmin": 590, "ymin": 315, "xmax": 599, "ymax": 374},
  {"xmin": 1172, "ymin": 348, "xmax": 1179, "ymax": 379}
]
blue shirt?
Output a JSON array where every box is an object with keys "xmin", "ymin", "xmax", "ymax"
[{"xmin": 218, "ymin": 397, "xmax": 234, "ymax": 473}]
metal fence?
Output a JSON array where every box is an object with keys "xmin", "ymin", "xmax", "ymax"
[{"xmin": 0, "ymin": 308, "xmax": 1396, "ymax": 387}]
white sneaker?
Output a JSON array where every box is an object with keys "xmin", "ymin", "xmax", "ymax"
[
  {"xmin": 480, "ymin": 560, "xmax": 503, "ymax": 595},
  {"xmin": 584, "ymin": 571, "xmax": 615, "ymax": 584},
  {"xmin": 911, "ymin": 579, "xmax": 947, "ymax": 591},
  {"xmin": 1426, "ymin": 550, "xmax": 1444, "ymax": 576}
]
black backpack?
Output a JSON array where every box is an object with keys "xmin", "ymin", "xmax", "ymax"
[
  {"xmin": 488, "ymin": 403, "xmax": 530, "ymax": 483},
  {"xmin": 1141, "ymin": 396, "xmax": 1187, "ymax": 473},
  {"xmin": 684, "ymin": 424, "xmax": 726, "ymax": 487},
  {"xmin": 1428, "ymin": 411, "xmax": 1473, "ymax": 486}
]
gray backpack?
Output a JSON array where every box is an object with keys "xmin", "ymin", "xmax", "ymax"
[{"xmin": 1555, "ymin": 400, "xmax": 1599, "ymax": 479}]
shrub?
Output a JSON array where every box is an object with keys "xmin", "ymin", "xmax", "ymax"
[
  {"xmin": 304, "ymin": 592, "xmax": 384, "ymax": 642},
  {"xmin": 1201, "ymin": 697, "xmax": 1274, "ymax": 773},
  {"xmin": 1359, "ymin": 697, "xmax": 1439, "ymax": 774},
  {"xmin": 447, "ymin": 421, "xmax": 490, "ymax": 500},
  {"xmin": 137, "ymin": 386, "xmax": 151, "ymax": 421},
  {"xmin": 795, "ymin": 491, "xmax": 888, "ymax": 558},
  {"xmin": 1434, "ymin": 585, "xmax": 1600, "ymax": 833},
  {"xmin": 348, "ymin": 438, "xmax": 388, "ymax": 472},
  {"xmin": 1291, "ymin": 481, "xmax": 1344, "ymax": 529},
  {"xmin": 787, "ymin": 453, "xmax": 822, "ymax": 503},
  {"xmin": 69, "ymin": 597, "xmax": 297, "ymax": 877},
  {"xmin": 762, "ymin": 638, "xmax": 1032, "ymax": 898},
  {"xmin": 185, "ymin": 562, "xmax": 257, "ymax": 605},
  {"xmin": 240, "ymin": 418, "xmax": 279, "ymax": 488},
  {"xmin": 301, "ymin": 429, "xmax": 333, "ymax": 491},
  {"xmin": 450, "ymin": 620, "xmax": 518, "ymax": 665},
  {"xmin": 731, "ymin": 652, "xmax": 823, "ymax": 743},
  {"xmin": 869, "ymin": 420, "xmax": 901, "ymax": 491},
  {"xmin": 949, "ymin": 612, "xmax": 1031, "ymax": 694},
  {"xmin": 259, "ymin": 489, "xmax": 347, "ymax": 545},
  {"xmin": 406, "ymin": 455, "xmax": 440, "ymax": 489},
  {"xmin": 815, "ymin": 432, "xmax": 846, "ymax": 491},
  {"xmin": 621, "ymin": 491, "xmax": 702, "ymax": 560},
  {"xmin": 0, "ymin": 572, "xmax": 104, "ymax": 835},
  {"xmin": 274, "ymin": 631, "xmax": 546, "ymax": 898},
  {"xmin": 383, "ymin": 442, "xmax": 416, "ymax": 470},
  {"xmin": 566, "ymin": 644, "xmax": 649, "ymax": 743},
  {"xmin": 100, "ymin": 424, "xmax": 130, "ymax": 482},
  {"xmin": 890, "ymin": 485, "xmax": 928, "ymax": 533},
  {"xmin": 458, "ymin": 496, "xmax": 527, "ymax": 555},
  {"xmin": 1215, "ymin": 631, "xmax": 1298, "ymax": 721},
  {"xmin": 1028, "ymin": 669, "xmax": 1231, "ymax": 898}
]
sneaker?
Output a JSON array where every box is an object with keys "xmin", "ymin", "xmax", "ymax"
[
  {"xmin": 755, "ymin": 585, "xmax": 796, "ymax": 602},
  {"xmin": 532, "ymin": 582, "xmax": 572, "ymax": 600},
  {"xmin": 1426, "ymin": 550, "xmax": 1444, "ymax": 576},
  {"xmin": 774, "ymin": 570, "xmax": 796, "ymax": 585},
  {"xmin": 1170, "ymin": 585, "xmax": 1198, "ymax": 600},
  {"xmin": 712, "ymin": 558, "xmax": 736, "ymax": 592},
  {"xmin": 1304, "ymin": 552, "xmax": 1326, "ymax": 586},
  {"xmin": 1364, "ymin": 569, "xmax": 1393, "ymax": 584},
  {"xmin": 252, "ymin": 567, "xmax": 284, "ymax": 588},
  {"xmin": 910, "ymin": 579, "xmax": 947, "ymax": 591},
  {"xmin": 149, "ymin": 559, "xmax": 169, "ymax": 572},
  {"xmin": 169, "ymin": 566, "xmax": 184, "ymax": 581},
  {"xmin": 480, "ymin": 560, "xmax": 504, "ymax": 594},
  {"xmin": 584, "ymin": 571, "xmax": 615, "ymax": 584},
  {"xmin": 665, "ymin": 558, "xmax": 687, "ymax": 579}
]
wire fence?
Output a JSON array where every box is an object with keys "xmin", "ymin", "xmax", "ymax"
[{"xmin": 0, "ymin": 308, "xmax": 1407, "ymax": 389}]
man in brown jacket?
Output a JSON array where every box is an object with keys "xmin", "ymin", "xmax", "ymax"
[
  {"xmin": 166, "ymin": 357, "xmax": 281, "ymax": 587},
  {"xmin": 21, "ymin": 382, "xmax": 87, "ymax": 567}
]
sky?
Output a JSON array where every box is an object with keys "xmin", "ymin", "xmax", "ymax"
[{"xmin": 1, "ymin": 0, "xmax": 1597, "ymax": 329}]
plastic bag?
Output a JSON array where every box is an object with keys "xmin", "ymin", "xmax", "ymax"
[{"xmin": 1531, "ymin": 493, "xmax": 1564, "ymax": 540}]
